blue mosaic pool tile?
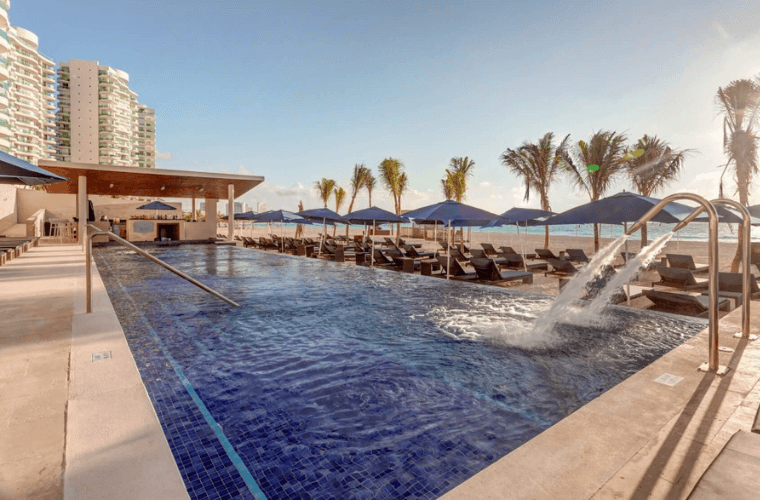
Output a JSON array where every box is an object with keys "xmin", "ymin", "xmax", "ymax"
[{"xmin": 95, "ymin": 245, "xmax": 707, "ymax": 500}]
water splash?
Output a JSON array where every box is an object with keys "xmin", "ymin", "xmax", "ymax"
[
  {"xmin": 584, "ymin": 231, "xmax": 675, "ymax": 322},
  {"xmin": 530, "ymin": 234, "xmax": 631, "ymax": 339}
]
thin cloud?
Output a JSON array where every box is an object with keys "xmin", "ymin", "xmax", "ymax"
[
  {"xmin": 713, "ymin": 21, "xmax": 730, "ymax": 40},
  {"xmin": 156, "ymin": 151, "xmax": 172, "ymax": 161}
]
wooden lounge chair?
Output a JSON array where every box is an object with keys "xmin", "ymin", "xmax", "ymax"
[
  {"xmin": 666, "ymin": 253, "xmax": 709, "ymax": 273},
  {"xmin": 501, "ymin": 253, "xmax": 549, "ymax": 272},
  {"xmin": 565, "ymin": 248, "xmax": 590, "ymax": 263},
  {"xmin": 653, "ymin": 266, "xmax": 709, "ymax": 290},
  {"xmin": 544, "ymin": 258, "xmax": 579, "ymax": 276},
  {"xmin": 470, "ymin": 258, "xmax": 533, "ymax": 284},
  {"xmin": 535, "ymin": 248, "xmax": 561, "ymax": 260},
  {"xmin": 642, "ymin": 288, "xmax": 730, "ymax": 318},
  {"xmin": 436, "ymin": 254, "xmax": 478, "ymax": 280}
]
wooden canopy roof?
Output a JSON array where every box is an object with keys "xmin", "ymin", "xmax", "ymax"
[{"xmin": 38, "ymin": 160, "xmax": 264, "ymax": 199}]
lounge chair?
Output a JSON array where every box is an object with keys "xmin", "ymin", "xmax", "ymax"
[
  {"xmin": 653, "ymin": 266, "xmax": 709, "ymax": 290},
  {"xmin": 398, "ymin": 238, "xmax": 422, "ymax": 248},
  {"xmin": 471, "ymin": 248, "xmax": 507, "ymax": 265},
  {"xmin": 367, "ymin": 249, "xmax": 396, "ymax": 266},
  {"xmin": 698, "ymin": 272, "xmax": 760, "ymax": 310},
  {"xmin": 535, "ymin": 248, "xmax": 561, "ymax": 260},
  {"xmin": 544, "ymin": 258, "xmax": 580, "ymax": 276},
  {"xmin": 481, "ymin": 243, "xmax": 500, "ymax": 256},
  {"xmin": 404, "ymin": 245, "xmax": 435, "ymax": 259},
  {"xmin": 242, "ymin": 236, "xmax": 257, "ymax": 248},
  {"xmin": 502, "ymin": 253, "xmax": 549, "ymax": 272},
  {"xmin": 449, "ymin": 247, "xmax": 471, "ymax": 263},
  {"xmin": 470, "ymin": 258, "xmax": 533, "ymax": 284},
  {"xmin": 666, "ymin": 253, "xmax": 709, "ymax": 273},
  {"xmin": 436, "ymin": 254, "xmax": 478, "ymax": 280},
  {"xmin": 642, "ymin": 288, "xmax": 730, "ymax": 318},
  {"xmin": 565, "ymin": 248, "xmax": 590, "ymax": 263}
]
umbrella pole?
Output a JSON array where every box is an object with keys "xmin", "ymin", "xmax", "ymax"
[
  {"xmin": 281, "ymin": 222, "xmax": 284, "ymax": 253},
  {"xmin": 434, "ymin": 222, "xmax": 437, "ymax": 244},
  {"xmin": 371, "ymin": 219, "xmax": 375, "ymax": 267},
  {"xmin": 624, "ymin": 221, "xmax": 630, "ymax": 306},
  {"xmin": 447, "ymin": 220, "xmax": 451, "ymax": 280},
  {"xmin": 518, "ymin": 222, "xmax": 527, "ymax": 272}
]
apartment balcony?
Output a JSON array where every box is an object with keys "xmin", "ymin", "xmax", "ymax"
[
  {"xmin": 0, "ymin": 8, "xmax": 8, "ymax": 31},
  {"xmin": 0, "ymin": 32, "xmax": 8, "ymax": 53},
  {"xmin": 0, "ymin": 64, "xmax": 7, "ymax": 81},
  {"xmin": 42, "ymin": 74, "xmax": 54, "ymax": 84}
]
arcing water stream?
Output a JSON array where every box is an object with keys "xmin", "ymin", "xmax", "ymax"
[
  {"xmin": 530, "ymin": 235, "xmax": 631, "ymax": 341},
  {"xmin": 583, "ymin": 232, "xmax": 675, "ymax": 323}
]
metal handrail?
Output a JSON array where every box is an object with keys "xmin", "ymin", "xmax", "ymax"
[
  {"xmin": 85, "ymin": 224, "xmax": 239, "ymax": 313},
  {"xmin": 625, "ymin": 193, "xmax": 727, "ymax": 374}
]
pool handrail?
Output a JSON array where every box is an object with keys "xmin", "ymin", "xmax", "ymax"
[
  {"xmin": 625, "ymin": 193, "xmax": 726, "ymax": 374},
  {"xmin": 85, "ymin": 224, "xmax": 239, "ymax": 313},
  {"xmin": 670, "ymin": 199, "xmax": 753, "ymax": 340},
  {"xmin": 710, "ymin": 199, "xmax": 753, "ymax": 340}
]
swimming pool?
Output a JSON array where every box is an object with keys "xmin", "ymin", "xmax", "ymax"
[{"xmin": 94, "ymin": 244, "xmax": 707, "ymax": 500}]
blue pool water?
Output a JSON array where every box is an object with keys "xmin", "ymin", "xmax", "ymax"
[{"xmin": 94, "ymin": 244, "xmax": 707, "ymax": 500}]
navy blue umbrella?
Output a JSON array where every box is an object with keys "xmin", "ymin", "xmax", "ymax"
[
  {"xmin": 234, "ymin": 211, "xmax": 258, "ymax": 220},
  {"xmin": 404, "ymin": 200, "xmax": 503, "ymax": 279},
  {"xmin": 254, "ymin": 210, "xmax": 312, "ymax": 224},
  {"xmin": 345, "ymin": 206, "xmax": 409, "ymax": 266},
  {"xmin": 254, "ymin": 210, "xmax": 313, "ymax": 252},
  {"xmin": 403, "ymin": 199, "xmax": 503, "ymax": 227},
  {"xmin": 0, "ymin": 150, "xmax": 69, "ymax": 186},
  {"xmin": 296, "ymin": 208, "xmax": 350, "ymax": 224},
  {"xmin": 345, "ymin": 206, "xmax": 409, "ymax": 224},
  {"xmin": 136, "ymin": 201, "xmax": 176, "ymax": 211}
]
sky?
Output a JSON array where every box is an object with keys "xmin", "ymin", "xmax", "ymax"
[{"xmin": 11, "ymin": 1, "xmax": 760, "ymax": 214}]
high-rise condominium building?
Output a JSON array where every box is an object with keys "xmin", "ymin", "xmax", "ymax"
[
  {"xmin": 56, "ymin": 59, "xmax": 155, "ymax": 167},
  {"xmin": 0, "ymin": 0, "xmax": 58, "ymax": 165}
]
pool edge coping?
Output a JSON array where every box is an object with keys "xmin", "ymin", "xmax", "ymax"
[{"xmin": 63, "ymin": 245, "xmax": 190, "ymax": 500}]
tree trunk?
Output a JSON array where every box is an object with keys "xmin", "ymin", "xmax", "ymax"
[
  {"xmin": 593, "ymin": 223, "xmax": 599, "ymax": 252},
  {"xmin": 544, "ymin": 225, "xmax": 549, "ymax": 249},
  {"xmin": 640, "ymin": 222, "xmax": 648, "ymax": 248},
  {"xmin": 731, "ymin": 224, "xmax": 743, "ymax": 273}
]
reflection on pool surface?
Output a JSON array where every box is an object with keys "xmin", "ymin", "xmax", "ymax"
[{"xmin": 94, "ymin": 244, "xmax": 707, "ymax": 500}]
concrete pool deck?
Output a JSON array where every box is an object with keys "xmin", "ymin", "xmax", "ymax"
[
  {"xmin": 2, "ymin": 243, "xmax": 760, "ymax": 499},
  {"xmin": 0, "ymin": 244, "xmax": 188, "ymax": 499}
]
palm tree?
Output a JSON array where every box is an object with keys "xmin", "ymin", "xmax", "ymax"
[
  {"xmin": 314, "ymin": 177, "xmax": 336, "ymax": 208},
  {"xmin": 363, "ymin": 170, "xmax": 376, "ymax": 208},
  {"xmin": 622, "ymin": 135, "xmax": 692, "ymax": 247},
  {"xmin": 346, "ymin": 164, "xmax": 368, "ymax": 214},
  {"xmin": 294, "ymin": 200, "xmax": 305, "ymax": 239},
  {"xmin": 333, "ymin": 186, "xmax": 346, "ymax": 236},
  {"xmin": 716, "ymin": 77, "xmax": 760, "ymax": 272},
  {"xmin": 441, "ymin": 177, "xmax": 454, "ymax": 200},
  {"xmin": 378, "ymin": 158, "xmax": 408, "ymax": 243},
  {"xmin": 560, "ymin": 130, "xmax": 628, "ymax": 251},
  {"xmin": 447, "ymin": 156, "xmax": 475, "ymax": 202},
  {"xmin": 501, "ymin": 132, "xmax": 569, "ymax": 248}
]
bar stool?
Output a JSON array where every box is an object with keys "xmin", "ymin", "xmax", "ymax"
[{"xmin": 49, "ymin": 221, "xmax": 63, "ymax": 243}]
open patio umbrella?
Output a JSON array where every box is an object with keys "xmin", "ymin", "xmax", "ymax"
[
  {"xmin": 254, "ymin": 210, "xmax": 313, "ymax": 252},
  {"xmin": 404, "ymin": 200, "xmax": 504, "ymax": 279},
  {"xmin": 486, "ymin": 208, "xmax": 556, "ymax": 271},
  {"xmin": 137, "ymin": 200, "xmax": 177, "ymax": 220},
  {"xmin": 297, "ymin": 208, "xmax": 351, "ymax": 256},
  {"xmin": 346, "ymin": 206, "xmax": 410, "ymax": 266},
  {"xmin": 0, "ymin": 150, "xmax": 69, "ymax": 186}
]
